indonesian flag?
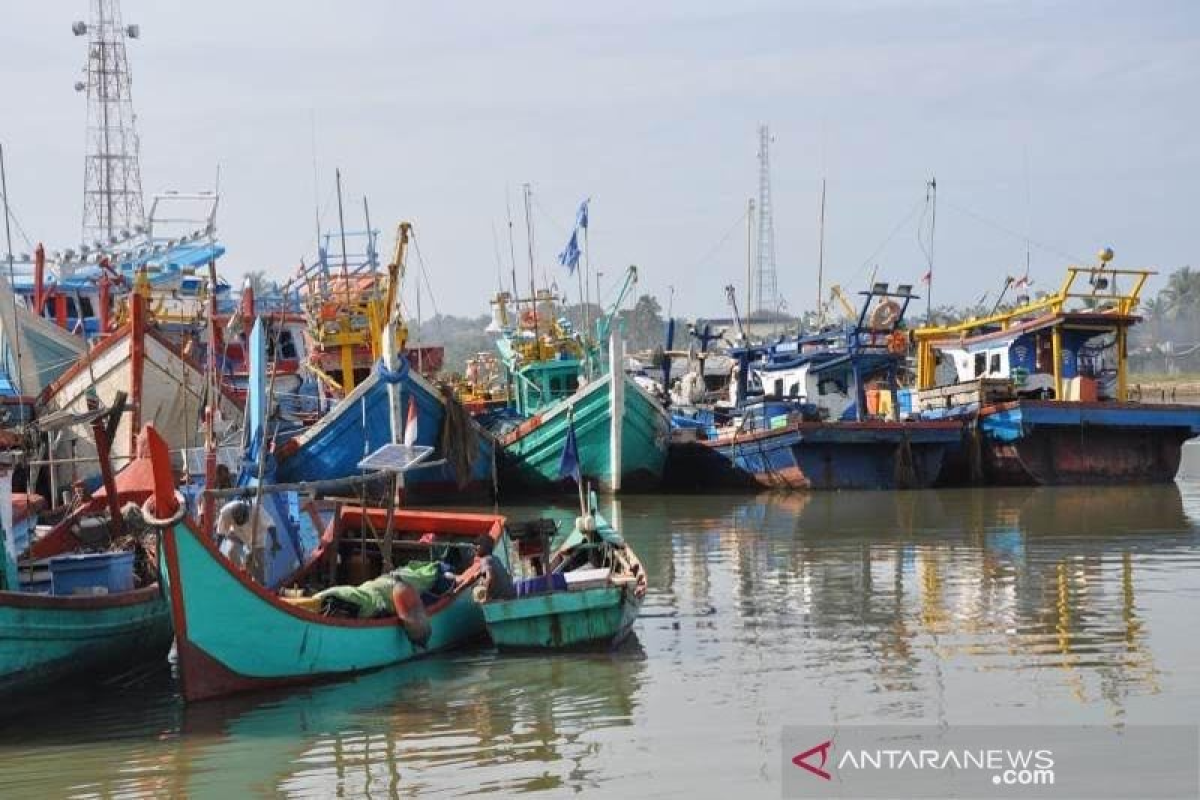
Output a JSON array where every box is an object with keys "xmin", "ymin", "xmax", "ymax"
[
  {"xmin": 1012, "ymin": 274, "xmax": 1033, "ymax": 290},
  {"xmin": 403, "ymin": 397, "xmax": 419, "ymax": 447},
  {"xmin": 921, "ymin": 269, "xmax": 932, "ymax": 285}
]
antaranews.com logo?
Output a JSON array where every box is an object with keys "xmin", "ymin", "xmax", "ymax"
[
  {"xmin": 781, "ymin": 725, "xmax": 1197, "ymax": 799},
  {"xmin": 792, "ymin": 738, "xmax": 1055, "ymax": 788}
]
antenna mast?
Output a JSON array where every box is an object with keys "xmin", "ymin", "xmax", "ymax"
[
  {"xmin": 74, "ymin": 0, "xmax": 145, "ymax": 244},
  {"xmin": 754, "ymin": 124, "xmax": 779, "ymax": 322}
]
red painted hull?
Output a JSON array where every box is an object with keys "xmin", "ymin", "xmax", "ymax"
[{"xmin": 984, "ymin": 426, "xmax": 1190, "ymax": 486}]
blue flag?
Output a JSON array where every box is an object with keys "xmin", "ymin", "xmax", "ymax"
[
  {"xmin": 558, "ymin": 419, "xmax": 582, "ymax": 485},
  {"xmin": 557, "ymin": 229, "xmax": 581, "ymax": 274},
  {"xmin": 576, "ymin": 198, "xmax": 590, "ymax": 231}
]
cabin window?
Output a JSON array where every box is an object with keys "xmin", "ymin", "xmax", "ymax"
[
  {"xmin": 989, "ymin": 353, "xmax": 1001, "ymax": 375},
  {"xmin": 789, "ymin": 382, "xmax": 800, "ymax": 398},
  {"xmin": 974, "ymin": 353, "xmax": 986, "ymax": 378},
  {"xmin": 565, "ymin": 374, "xmax": 578, "ymax": 392},
  {"xmin": 773, "ymin": 379, "xmax": 783, "ymax": 398},
  {"xmin": 549, "ymin": 376, "xmax": 562, "ymax": 394},
  {"xmin": 79, "ymin": 298, "xmax": 94, "ymax": 317},
  {"xmin": 278, "ymin": 330, "xmax": 298, "ymax": 360},
  {"xmin": 65, "ymin": 298, "xmax": 79, "ymax": 318}
]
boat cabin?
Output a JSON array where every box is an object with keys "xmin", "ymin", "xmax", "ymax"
[{"xmin": 914, "ymin": 260, "xmax": 1149, "ymax": 404}]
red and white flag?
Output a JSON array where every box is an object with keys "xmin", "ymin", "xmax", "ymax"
[
  {"xmin": 921, "ymin": 269, "xmax": 932, "ymax": 285},
  {"xmin": 403, "ymin": 397, "xmax": 419, "ymax": 447},
  {"xmin": 1012, "ymin": 274, "xmax": 1033, "ymax": 290}
]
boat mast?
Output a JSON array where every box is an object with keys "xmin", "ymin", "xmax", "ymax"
[
  {"xmin": 926, "ymin": 177, "xmax": 937, "ymax": 322},
  {"xmin": 522, "ymin": 183, "xmax": 539, "ymax": 339},
  {"xmin": 816, "ymin": 178, "xmax": 827, "ymax": 328},
  {"xmin": 0, "ymin": 144, "xmax": 27, "ymax": 415}
]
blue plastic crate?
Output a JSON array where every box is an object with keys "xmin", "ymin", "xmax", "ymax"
[{"xmin": 48, "ymin": 552, "xmax": 135, "ymax": 596}]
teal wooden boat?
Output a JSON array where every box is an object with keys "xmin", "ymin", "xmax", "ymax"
[
  {"xmin": 482, "ymin": 511, "xmax": 646, "ymax": 650},
  {"xmin": 157, "ymin": 452, "xmax": 507, "ymax": 701},
  {"xmin": 477, "ymin": 266, "xmax": 670, "ymax": 493},
  {"xmin": 497, "ymin": 369, "xmax": 670, "ymax": 493},
  {"xmin": 0, "ymin": 426, "xmax": 174, "ymax": 698},
  {"xmin": 0, "ymin": 586, "xmax": 172, "ymax": 697}
]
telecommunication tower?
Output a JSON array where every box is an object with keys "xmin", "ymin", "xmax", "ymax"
[
  {"xmin": 753, "ymin": 124, "xmax": 778, "ymax": 319},
  {"xmin": 73, "ymin": 0, "xmax": 145, "ymax": 244}
]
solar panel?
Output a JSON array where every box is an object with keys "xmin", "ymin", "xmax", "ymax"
[{"xmin": 357, "ymin": 444, "xmax": 435, "ymax": 474}]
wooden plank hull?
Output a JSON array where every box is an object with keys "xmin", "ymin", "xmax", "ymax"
[
  {"xmin": 38, "ymin": 317, "xmax": 242, "ymax": 493},
  {"xmin": 161, "ymin": 516, "xmax": 500, "ymax": 702},
  {"xmin": 0, "ymin": 586, "xmax": 173, "ymax": 697},
  {"xmin": 667, "ymin": 420, "xmax": 961, "ymax": 491},
  {"xmin": 274, "ymin": 367, "xmax": 495, "ymax": 502},
  {"xmin": 974, "ymin": 400, "xmax": 1200, "ymax": 486},
  {"xmin": 483, "ymin": 586, "xmax": 640, "ymax": 650},
  {"xmin": 497, "ymin": 373, "xmax": 670, "ymax": 493}
]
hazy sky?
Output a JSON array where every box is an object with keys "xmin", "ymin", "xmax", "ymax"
[{"xmin": 2, "ymin": 1, "xmax": 1197, "ymax": 319}]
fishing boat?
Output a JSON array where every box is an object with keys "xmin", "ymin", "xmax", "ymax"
[
  {"xmin": 912, "ymin": 253, "xmax": 1200, "ymax": 485},
  {"xmin": 152, "ymin": 424, "xmax": 507, "ymax": 702},
  {"xmin": 157, "ymin": 255, "xmax": 510, "ymax": 702},
  {"xmin": 0, "ymin": 422, "xmax": 173, "ymax": 698},
  {"xmin": 37, "ymin": 291, "xmax": 242, "ymax": 499},
  {"xmin": 482, "ymin": 503, "xmax": 646, "ymax": 650},
  {"xmin": 480, "ymin": 266, "xmax": 671, "ymax": 493},
  {"xmin": 276, "ymin": 221, "xmax": 495, "ymax": 500},
  {"xmin": 667, "ymin": 283, "xmax": 961, "ymax": 491}
]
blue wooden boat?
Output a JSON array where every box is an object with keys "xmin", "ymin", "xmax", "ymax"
[
  {"xmin": 482, "ymin": 510, "xmax": 645, "ymax": 650},
  {"xmin": 273, "ymin": 357, "xmax": 496, "ymax": 501},
  {"xmin": 913, "ymin": 256, "xmax": 1200, "ymax": 485},
  {"xmin": 667, "ymin": 283, "xmax": 962, "ymax": 490}
]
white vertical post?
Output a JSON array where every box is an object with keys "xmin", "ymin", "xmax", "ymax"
[{"xmin": 609, "ymin": 331, "xmax": 624, "ymax": 492}]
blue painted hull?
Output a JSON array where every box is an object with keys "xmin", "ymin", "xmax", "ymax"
[
  {"xmin": 275, "ymin": 369, "xmax": 495, "ymax": 501},
  {"xmin": 667, "ymin": 420, "xmax": 962, "ymax": 491}
]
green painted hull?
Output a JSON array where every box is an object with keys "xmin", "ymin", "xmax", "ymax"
[
  {"xmin": 0, "ymin": 587, "xmax": 173, "ymax": 697},
  {"xmin": 482, "ymin": 586, "xmax": 641, "ymax": 649},
  {"xmin": 500, "ymin": 373, "xmax": 670, "ymax": 493},
  {"xmin": 162, "ymin": 520, "xmax": 489, "ymax": 702}
]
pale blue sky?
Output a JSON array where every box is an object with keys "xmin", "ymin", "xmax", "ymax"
[{"xmin": 2, "ymin": 1, "xmax": 1197, "ymax": 318}]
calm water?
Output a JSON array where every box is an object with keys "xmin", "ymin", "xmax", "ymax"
[{"xmin": 3, "ymin": 477, "xmax": 1200, "ymax": 797}]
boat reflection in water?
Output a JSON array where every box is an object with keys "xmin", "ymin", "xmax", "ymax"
[
  {"xmin": 656, "ymin": 484, "xmax": 1194, "ymax": 721},
  {"xmin": 0, "ymin": 488, "xmax": 1195, "ymax": 796}
]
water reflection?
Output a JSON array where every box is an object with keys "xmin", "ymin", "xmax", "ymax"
[
  {"xmin": 0, "ymin": 486, "xmax": 1197, "ymax": 796},
  {"xmin": 629, "ymin": 485, "xmax": 1197, "ymax": 727}
]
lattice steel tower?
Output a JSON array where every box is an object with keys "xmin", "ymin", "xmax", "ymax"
[
  {"xmin": 73, "ymin": 0, "xmax": 145, "ymax": 243},
  {"xmin": 753, "ymin": 124, "xmax": 778, "ymax": 319}
]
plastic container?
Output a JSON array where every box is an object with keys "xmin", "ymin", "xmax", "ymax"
[
  {"xmin": 897, "ymin": 389, "xmax": 914, "ymax": 418},
  {"xmin": 515, "ymin": 574, "xmax": 568, "ymax": 597},
  {"xmin": 564, "ymin": 568, "xmax": 611, "ymax": 591},
  {"xmin": 48, "ymin": 552, "xmax": 135, "ymax": 596}
]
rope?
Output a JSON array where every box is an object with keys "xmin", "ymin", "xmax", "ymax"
[{"xmin": 438, "ymin": 384, "xmax": 479, "ymax": 489}]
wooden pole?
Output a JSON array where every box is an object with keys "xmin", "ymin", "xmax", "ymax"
[{"xmin": 608, "ymin": 332, "xmax": 624, "ymax": 492}]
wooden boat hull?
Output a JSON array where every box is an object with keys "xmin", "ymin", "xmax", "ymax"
[
  {"xmin": 274, "ymin": 366, "xmax": 495, "ymax": 503},
  {"xmin": 497, "ymin": 373, "xmax": 670, "ymax": 493},
  {"xmin": 973, "ymin": 400, "xmax": 1200, "ymax": 486},
  {"xmin": 0, "ymin": 586, "xmax": 173, "ymax": 697},
  {"xmin": 37, "ymin": 299, "xmax": 242, "ymax": 494},
  {"xmin": 667, "ymin": 420, "xmax": 962, "ymax": 491},
  {"xmin": 161, "ymin": 515, "xmax": 499, "ymax": 702},
  {"xmin": 483, "ymin": 586, "xmax": 640, "ymax": 650}
]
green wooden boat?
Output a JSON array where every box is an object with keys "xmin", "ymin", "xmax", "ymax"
[
  {"xmin": 161, "ymin": 496, "xmax": 508, "ymax": 702},
  {"xmin": 0, "ymin": 439, "xmax": 174, "ymax": 698},
  {"xmin": 0, "ymin": 586, "xmax": 173, "ymax": 697},
  {"xmin": 498, "ymin": 369, "xmax": 670, "ymax": 493},
  {"xmin": 482, "ymin": 512, "xmax": 645, "ymax": 650},
  {"xmin": 481, "ymin": 267, "xmax": 671, "ymax": 493}
]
